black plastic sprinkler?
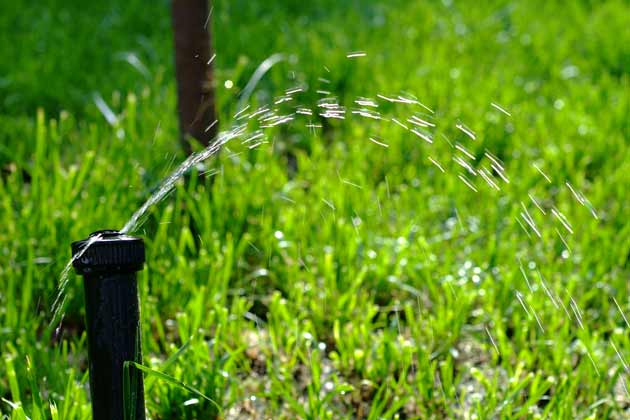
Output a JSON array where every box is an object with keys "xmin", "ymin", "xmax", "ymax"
[{"xmin": 72, "ymin": 230, "xmax": 146, "ymax": 420}]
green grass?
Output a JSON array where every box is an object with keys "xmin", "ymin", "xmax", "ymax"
[{"xmin": 2, "ymin": 0, "xmax": 630, "ymax": 418}]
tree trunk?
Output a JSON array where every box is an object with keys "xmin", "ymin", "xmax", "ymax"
[{"xmin": 171, "ymin": 0, "xmax": 217, "ymax": 155}]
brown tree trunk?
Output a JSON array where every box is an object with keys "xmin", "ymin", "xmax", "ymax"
[{"xmin": 171, "ymin": 0, "xmax": 217, "ymax": 155}]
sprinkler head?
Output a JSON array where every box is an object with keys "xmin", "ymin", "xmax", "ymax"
[
  {"xmin": 71, "ymin": 229, "xmax": 145, "ymax": 275},
  {"xmin": 71, "ymin": 229, "xmax": 147, "ymax": 420}
]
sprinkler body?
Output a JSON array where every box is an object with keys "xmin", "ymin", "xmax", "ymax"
[{"xmin": 72, "ymin": 230, "xmax": 146, "ymax": 420}]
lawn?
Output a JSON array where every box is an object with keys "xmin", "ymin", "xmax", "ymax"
[{"xmin": 1, "ymin": 0, "xmax": 630, "ymax": 418}]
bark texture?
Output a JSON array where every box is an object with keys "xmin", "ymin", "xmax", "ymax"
[{"xmin": 171, "ymin": 0, "xmax": 217, "ymax": 155}]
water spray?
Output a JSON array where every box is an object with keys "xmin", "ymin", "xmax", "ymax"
[{"xmin": 72, "ymin": 230, "xmax": 146, "ymax": 420}]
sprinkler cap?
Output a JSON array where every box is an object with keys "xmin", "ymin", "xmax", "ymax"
[{"xmin": 71, "ymin": 230, "xmax": 145, "ymax": 275}]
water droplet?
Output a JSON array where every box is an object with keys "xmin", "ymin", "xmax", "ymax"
[
  {"xmin": 183, "ymin": 398, "xmax": 199, "ymax": 406},
  {"xmin": 561, "ymin": 65, "xmax": 579, "ymax": 79}
]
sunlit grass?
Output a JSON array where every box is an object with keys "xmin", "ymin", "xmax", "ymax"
[{"xmin": 1, "ymin": 0, "xmax": 630, "ymax": 418}]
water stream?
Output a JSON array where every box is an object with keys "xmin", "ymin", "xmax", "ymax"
[
  {"xmin": 50, "ymin": 125, "xmax": 245, "ymax": 327},
  {"xmin": 48, "ymin": 55, "xmax": 607, "ymax": 379}
]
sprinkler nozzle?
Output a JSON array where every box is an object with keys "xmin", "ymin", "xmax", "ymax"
[{"xmin": 72, "ymin": 230, "xmax": 146, "ymax": 420}]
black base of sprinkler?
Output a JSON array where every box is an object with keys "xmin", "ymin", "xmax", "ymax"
[{"xmin": 72, "ymin": 230, "xmax": 146, "ymax": 420}]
